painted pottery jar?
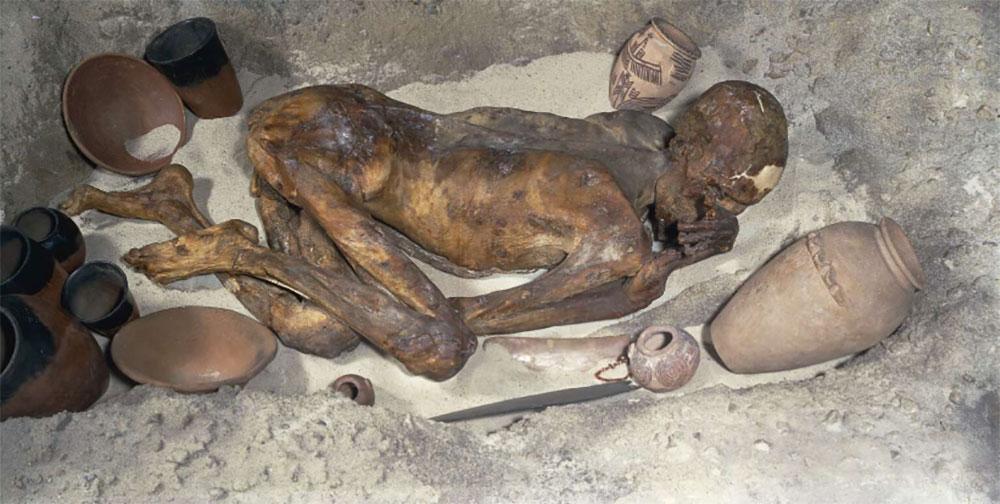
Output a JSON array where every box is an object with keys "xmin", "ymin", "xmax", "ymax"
[
  {"xmin": 13, "ymin": 207, "xmax": 86, "ymax": 273},
  {"xmin": 710, "ymin": 218, "xmax": 926, "ymax": 374},
  {"xmin": 1, "ymin": 294, "xmax": 109, "ymax": 420},
  {"xmin": 609, "ymin": 18, "xmax": 701, "ymax": 111},
  {"xmin": 627, "ymin": 325, "xmax": 700, "ymax": 392},
  {"xmin": 1, "ymin": 225, "xmax": 68, "ymax": 307}
]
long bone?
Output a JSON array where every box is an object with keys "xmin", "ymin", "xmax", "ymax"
[
  {"xmin": 61, "ymin": 164, "xmax": 360, "ymax": 358},
  {"xmin": 485, "ymin": 334, "xmax": 631, "ymax": 372}
]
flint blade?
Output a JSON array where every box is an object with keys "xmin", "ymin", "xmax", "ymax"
[{"xmin": 431, "ymin": 381, "xmax": 638, "ymax": 423}]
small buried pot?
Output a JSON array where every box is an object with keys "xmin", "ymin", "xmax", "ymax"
[
  {"xmin": 61, "ymin": 261, "xmax": 138, "ymax": 338},
  {"xmin": 330, "ymin": 374, "xmax": 375, "ymax": 406},
  {"xmin": 63, "ymin": 54, "xmax": 187, "ymax": 176},
  {"xmin": 1, "ymin": 294, "xmax": 109, "ymax": 420},
  {"xmin": 145, "ymin": 17, "xmax": 243, "ymax": 119},
  {"xmin": 13, "ymin": 207, "xmax": 86, "ymax": 274},
  {"xmin": 110, "ymin": 306, "xmax": 277, "ymax": 393},
  {"xmin": 1, "ymin": 225, "xmax": 67, "ymax": 307}
]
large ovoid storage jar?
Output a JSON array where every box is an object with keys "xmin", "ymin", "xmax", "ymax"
[{"xmin": 710, "ymin": 218, "xmax": 926, "ymax": 374}]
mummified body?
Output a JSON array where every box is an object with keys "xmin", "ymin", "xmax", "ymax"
[{"xmin": 74, "ymin": 80, "xmax": 787, "ymax": 380}]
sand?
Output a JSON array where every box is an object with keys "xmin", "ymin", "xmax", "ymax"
[
  {"xmin": 6, "ymin": 2, "xmax": 996, "ymax": 501},
  {"xmin": 64, "ymin": 49, "xmax": 863, "ymax": 427},
  {"xmin": 124, "ymin": 123, "xmax": 182, "ymax": 161}
]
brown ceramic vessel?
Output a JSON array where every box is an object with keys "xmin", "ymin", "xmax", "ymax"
[
  {"xmin": 710, "ymin": 218, "xmax": 926, "ymax": 373},
  {"xmin": 168, "ymin": 62, "xmax": 243, "ymax": 119},
  {"xmin": 1, "ymin": 294, "xmax": 109, "ymax": 420},
  {"xmin": 330, "ymin": 374, "xmax": 375, "ymax": 406},
  {"xmin": 63, "ymin": 54, "xmax": 187, "ymax": 176},
  {"xmin": 110, "ymin": 306, "xmax": 277, "ymax": 392},
  {"xmin": 609, "ymin": 18, "xmax": 701, "ymax": 111},
  {"xmin": 145, "ymin": 18, "xmax": 244, "ymax": 119},
  {"xmin": 626, "ymin": 325, "xmax": 700, "ymax": 392}
]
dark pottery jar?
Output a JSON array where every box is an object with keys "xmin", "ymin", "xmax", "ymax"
[
  {"xmin": 1, "ymin": 225, "xmax": 68, "ymax": 306},
  {"xmin": 1, "ymin": 294, "xmax": 109, "ymax": 420},
  {"xmin": 61, "ymin": 261, "xmax": 139, "ymax": 338},
  {"xmin": 145, "ymin": 17, "xmax": 243, "ymax": 118},
  {"xmin": 13, "ymin": 207, "xmax": 86, "ymax": 273}
]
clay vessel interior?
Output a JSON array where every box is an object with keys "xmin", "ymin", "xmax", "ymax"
[{"xmin": 62, "ymin": 53, "xmax": 187, "ymax": 175}]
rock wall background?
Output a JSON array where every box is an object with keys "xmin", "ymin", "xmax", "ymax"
[{"xmin": 1, "ymin": 1, "xmax": 997, "ymax": 502}]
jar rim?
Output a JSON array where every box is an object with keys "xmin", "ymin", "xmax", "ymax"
[{"xmin": 877, "ymin": 217, "xmax": 926, "ymax": 291}]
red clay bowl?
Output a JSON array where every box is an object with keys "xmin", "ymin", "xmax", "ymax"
[
  {"xmin": 110, "ymin": 307, "xmax": 277, "ymax": 393},
  {"xmin": 62, "ymin": 53, "xmax": 187, "ymax": 176}
]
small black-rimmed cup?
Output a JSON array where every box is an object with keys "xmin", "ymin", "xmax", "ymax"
[
  {"xmin": 1, "ymin": 225, "xmax": 67, "ymax": 306},
  {"xmin": 145, "ymin": 17, "xmax": 243, "ymax": 119},
  {"xmin": 13, "ymin": 207, "xmax": 86, "ymax": 274},
  {"xmin": 61, "ymin": 261, "xmax": 139, "ymax": 338}
]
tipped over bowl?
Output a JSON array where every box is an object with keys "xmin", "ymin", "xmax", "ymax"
[
  {"xmin": 111, "ymin": 306, "xmax": 277, "ymax": 392},
  {"xmin": 63, "ymin": 53, "xmax": 187, "ymax": 176}
]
